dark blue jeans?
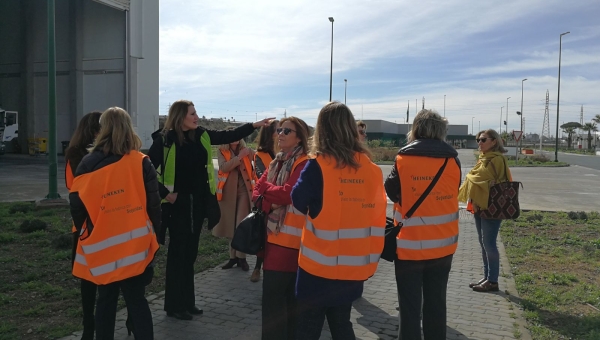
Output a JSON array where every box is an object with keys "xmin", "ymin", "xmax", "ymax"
[
  {"xmin": 296, "ymin": 302, "xmax": 355, "ymax": 340},
  {"xmin": 474, "ymin": 214, "xmax": 502, "ymax": 282},
  {"xmin": 95, "ymin": 267, "xmax": 154, "ymax": 340}
]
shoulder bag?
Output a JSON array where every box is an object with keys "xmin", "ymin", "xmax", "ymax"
[
  {"xmin": 479, "ymin": 157, "xmax": 523, "ymax": 220},
  {"xmin": 231, "ymin": 196, "xmax": 266, "ymax": 255}
]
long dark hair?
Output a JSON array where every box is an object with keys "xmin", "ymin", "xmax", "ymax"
[
  {"xmin": 163, "ymin": 100, "xmax": 194, "ymax": 145},
  {"xmin": 65, "ymin": 111, "xmax": 102, "ymax": 172},
  {"xmin": 255, "ymin": 119, "xmax": 279, "ymax": 154}
]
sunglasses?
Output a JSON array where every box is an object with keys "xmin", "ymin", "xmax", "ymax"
[
  {"xmin": 276, "ymin": 127, "xmax": 296, "ymax": 135},
  {"xmin": 358, "ymin": 130, "xmax": 366, "ymax": 136},
  {"xmin": 476, "ymin": 137, "xmax": 494, "ymax": 143}
]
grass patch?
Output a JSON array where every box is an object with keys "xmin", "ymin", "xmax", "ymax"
[
  {"xmin": 0, "ymin": 201, "xmax": 230, "ymax": 339},
  {"xmin": 501, "ymin": 210, "xmax": 600, "ymax": 339}
]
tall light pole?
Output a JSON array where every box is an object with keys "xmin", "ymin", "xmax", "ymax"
[
  {"xmin": 472, "ymin": 117, "xmax": 475, "ymax": 135},
  {"xmin": 479, "ymin": 120, "xmax": 481, "ymax": 132},
  {"xmin": 555, "ymin": 31, "xmax": 570, "ymax": 162},
  {"xmin": 500, "ymin": 106, "xmax": 503, "ymax": 132},
  {"xmin": 518, "ymin": 79, "xmax": 527, "ymax": 161},
  {"xmin": 444, "ymin": 94, "xmax": 446, "ymax": 117},
  {"xmin": 506, "ymin": 97, "xmax": 510, "ymax": 134},
  {"xmin": 344, "ymin": 79, "xmax": 347, "ymax": 104},
  {"xmin": 328, "ymin": 17, "xmax": 334, "ymax": 102}
]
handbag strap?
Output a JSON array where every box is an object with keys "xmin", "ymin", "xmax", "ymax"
[
  {"xmin": 404, "ymin": 157, "xmax": 449, "ymax": 220},
  {"xmin": 486, "ymin": 156, "xmax": 508, "ymax": 183}
]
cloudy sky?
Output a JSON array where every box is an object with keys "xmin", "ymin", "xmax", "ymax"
[{"xmin": 159, "ymin": 0, "xmax": 600, "ymax": 136}]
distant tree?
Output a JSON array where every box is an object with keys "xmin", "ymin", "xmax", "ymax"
[
  {"xmin": 593, "ymin": 114, "xmax": 600, "ymax": 124},
  {"xmin": 582, "ymin": 122, "xmax": 598, "ymax": 149},
  {"xmin": 560, "ymin": 122, "xmax": 583, "ymax": 149}
]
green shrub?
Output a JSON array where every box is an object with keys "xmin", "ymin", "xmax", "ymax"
[
  {"xmin": 52, "ymin": 233, "xmax": 73, "ymax": 250},
  {"xmin": 578, "ymin": 211, "xmax": 588, "ymax": 220},
  {"xmin": 19, "ymin": 219, "xmax": 48, "ymax": 233},
  {"xmin": 9, "ymin": 202, "xmax": 33, "ymax": 214},
  {"xmin": 567, "ymin": 211, "xmax": 579, "ymax": 220}
]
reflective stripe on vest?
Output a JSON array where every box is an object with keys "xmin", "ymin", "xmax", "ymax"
[
  {"xmin": 305, "ymin": 221, "xmax": 385, "ymax": 240},
  {"xmin": 81, "ymin": 222, "xmax": 153, "ymax": 254},
  {"xmin": 396, "ymin": 235, "xmax": 459, "ymax": 250},
  {"xmin": 75, "ymin": 249, "xmax": 152, "ymax": 277},
  {"xmin": 300, "ymin": 244, "xmax": 381, "ymax": 267},
  {"xmin": 400, "ymin": 211, "xmax": 459, "ymax": 228}
]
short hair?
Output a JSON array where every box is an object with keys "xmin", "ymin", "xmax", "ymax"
[
  {"xmin": 311, "ymin": 102, "xmax": 371, "ymax": 169},
  {"xmin": 408, "ymin": 109, "xmax": 447, "ymax": 142},
  {"xmin": 91, "ymin": 107, "xmax": 142, "ymax": 155},
  {"xmin": 279, "ymin": 116, "xmax": 310, "ymax": 153},
  {"xmin": 219, "ymin": 126, "xmax": 247, "ymax": 150},
  {"xmin": 163, "ymin": 99, "xmax": 194, "ymax": 145},
  {"xmin": 357, "ymin": 120, "xmax": 367, "ymax": 129},
  {"xmin": 477, "ymin": 129, "xmax": 507, "ymax": 153},
  {"xmin": 254, "ymin": 119, "xmax": 279, "ymax": 154}
]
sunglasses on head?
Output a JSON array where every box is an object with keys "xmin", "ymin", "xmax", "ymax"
[
  {"xmin": 276, "ymin": 127, "xmax": 296, "ymax": 135},
  {"xmin": 476, "ymin": 137, "xmax": 494, "ymax": 143}
]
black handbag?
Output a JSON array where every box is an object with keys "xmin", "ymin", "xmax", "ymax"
[
  {"xmin": 380, "ymin": 158, "xmax": 449, "ymax": 262},
  {"xmin": 231, "ymin": 196, "xmax": 265, "ymax": 255}
]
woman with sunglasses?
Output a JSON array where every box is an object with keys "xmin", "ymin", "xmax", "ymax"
[
  {"xmin": 356, "ymin": 120, "xmax": 367, "ymax": 142},
  {"xmin": 458, "ymin": 129, "xmax": 512, "ymax": 293},
  {"xmin": 252, "ymin": 117, "xmax": 310, "ymax": 340}
]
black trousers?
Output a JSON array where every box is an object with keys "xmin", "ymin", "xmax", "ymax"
[
  {"xmin": 95, "ymin": 267, "xmax": 154, "ymax": 340},
  {"xmin": 163, "ymin": 194, "xmax": 204, "ymax": 313},
  {"xmin": 262, "ymin": 270, "xmax": 297, "ymax": 340},
  {"xmin": 395, "ymin": 255, "xmax": 453, "ymax": 340},
  {"xmin": 296, "ymin": 302, "xmax": 355, "ymax": 340},
  {"xmin": 72, "ymin": 232, "xmax": 97, "ymax": 333}
]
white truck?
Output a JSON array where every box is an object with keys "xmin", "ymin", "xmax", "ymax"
[{"xmin": 0, "ymin": 109, "xmax": 18, "ymax": 154}]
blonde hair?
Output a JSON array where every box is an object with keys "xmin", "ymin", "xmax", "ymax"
[
  {"xmin": 90, "ymin": 107, "xmax": 142, "ymax": 155},
  {"xmin": 163, "ymin": 99, "xmax": 194, "ymax": 145},
  {"xmin": 311, "ymin": 102, "xmax": 371, "ymax": 169},
  {"xmin": 219, "ymin": 126, "xmax": 247, "ymax": 150},
  {"xmin": 408, "ymin": 109, "xmax": 447, "ymax": 142},
  {"xmin": 477, "ymin": 129, "xmax": 507, "ymax": 153}
]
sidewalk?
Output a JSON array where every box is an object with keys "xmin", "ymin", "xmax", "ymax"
[{"xmin": 60, "ymin": 211, "xmax": 531, "ymax": 340}]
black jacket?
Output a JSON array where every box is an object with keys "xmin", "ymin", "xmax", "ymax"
[
  {"xmin": 384, "ymin": 139, "xmax": 461, "ymax": 205},
  {"xmin": 69, "ymin": 151, "xmax": 162, "ymax": 238},
  {"xmin": 147, "ymin": 123, "xmax": 256, "ymax": 233}
]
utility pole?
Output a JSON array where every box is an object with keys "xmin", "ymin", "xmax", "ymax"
[{"xmin": 541, "ymin": 90, "xmax": 550, "ymax": 152}]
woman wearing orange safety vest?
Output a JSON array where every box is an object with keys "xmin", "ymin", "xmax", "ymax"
[
  {"xmin": 212, "ymin": 130, "xmax": 255, "ymax": 272},
  {"xmin": 291, "ymin": 102, "xmax": 387, "ymax": 340},
  {"xmin": 252, "ymin": 116, "xmax": 310, "ymax": 340},
  {"xmin": 69, "ymin": 107, "xmax": 162, "ymax": 340},
  {"xmin": 384, "ymin": 109, "xmax": 461, "ymax": 340},
  {"xmin": 248, "ymin": 119, "xmax": 279, "ymax": 282},
  {"xmin": 64, "ymin": 111, "xmax": 101, "ymax": 340}
]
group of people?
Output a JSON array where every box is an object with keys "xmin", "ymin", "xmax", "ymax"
[{"xmin": 65, "ymin": 99, "xmax": 512, "ymax": 340}]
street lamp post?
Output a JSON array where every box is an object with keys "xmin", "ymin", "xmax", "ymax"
[
  {"xmin": 344, "ymin": 79, "xmax": 347, "ymax": 104},
  {"xmin": 472, "ymin": 117, "xmax": 475, "ymax": 135},
  {"xmin": 328, "ymin": 17, "xmax": 334, "ymax": 102},
  {"xmin": 479, "ymin": 121, "xmax": 480, "ymax": 132},
  {"xmin": 518, "ymin": 79, "xmax": 527, "ymax": 161},
  {"xmin": 444, "ymin": 94, "xmax": 446, "ymax": 117},
  {"xmin": 506, "ymin": 97, "xmax": 510, "ymax": 134},
  {"xmin": 555, "ymin": 31, "xmax": 570, "ymax": 162},
  {"xmin": 500, "ymin": 106, "xmax": 503, "ymax": 132}
]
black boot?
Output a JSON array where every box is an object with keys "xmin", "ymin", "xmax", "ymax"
[{"xmin": 221, "ymin": 258, "xmax": 238, "ymax": 269}]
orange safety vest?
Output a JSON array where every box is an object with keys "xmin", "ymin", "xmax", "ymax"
[
  {"xmin": 70, "ymin": 152, "xmax": 159, "ymax": 285},
  {"xmin": 298, "ymin": 153, "xmax": 387, "ymax": 281},
  {"xmin": 65, "ymin": 161, "xmax": 77, "ymax": 232},
  {"xmin": 216, "ymin": 149, "xmax": 255, "ymax": 201},
  {"xmin": 266, "ymin": 155, "xmax": 308, "ymax": 249},
  {"xmin": 253, "ymin": 151, "xmax": 273, "ymax": 182},
  {"xmin": 393, "ymin": 155, "xmax": 460, "ymax": 261}
]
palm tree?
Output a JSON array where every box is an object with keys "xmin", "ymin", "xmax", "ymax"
[
  {"xmin": 593, "ymin": 114, "xmax": 600, "ymax": 124},
  {"xmin": 581, "ymin": 122, "xmax": 598, "ymax": 150},
  {"xmin": 562, "ymin": 127, "xmax": 577, "ymax": 149}
]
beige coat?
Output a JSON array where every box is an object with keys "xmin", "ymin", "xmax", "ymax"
[{"xmin": 212, "ymin": 146, "xmax": 255, "ymax": 239}]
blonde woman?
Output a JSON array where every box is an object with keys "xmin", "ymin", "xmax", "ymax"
[
  {"xmin": 212, "ymin": 131, "xmax": 255, "ymax": 271},
  {"xmin": 69, "ymin": 107, "xmax": 161, "ymax": 339},
  {"xmin": 458, "ymin": 129, "xmax": 512, "ymax": 292}
]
